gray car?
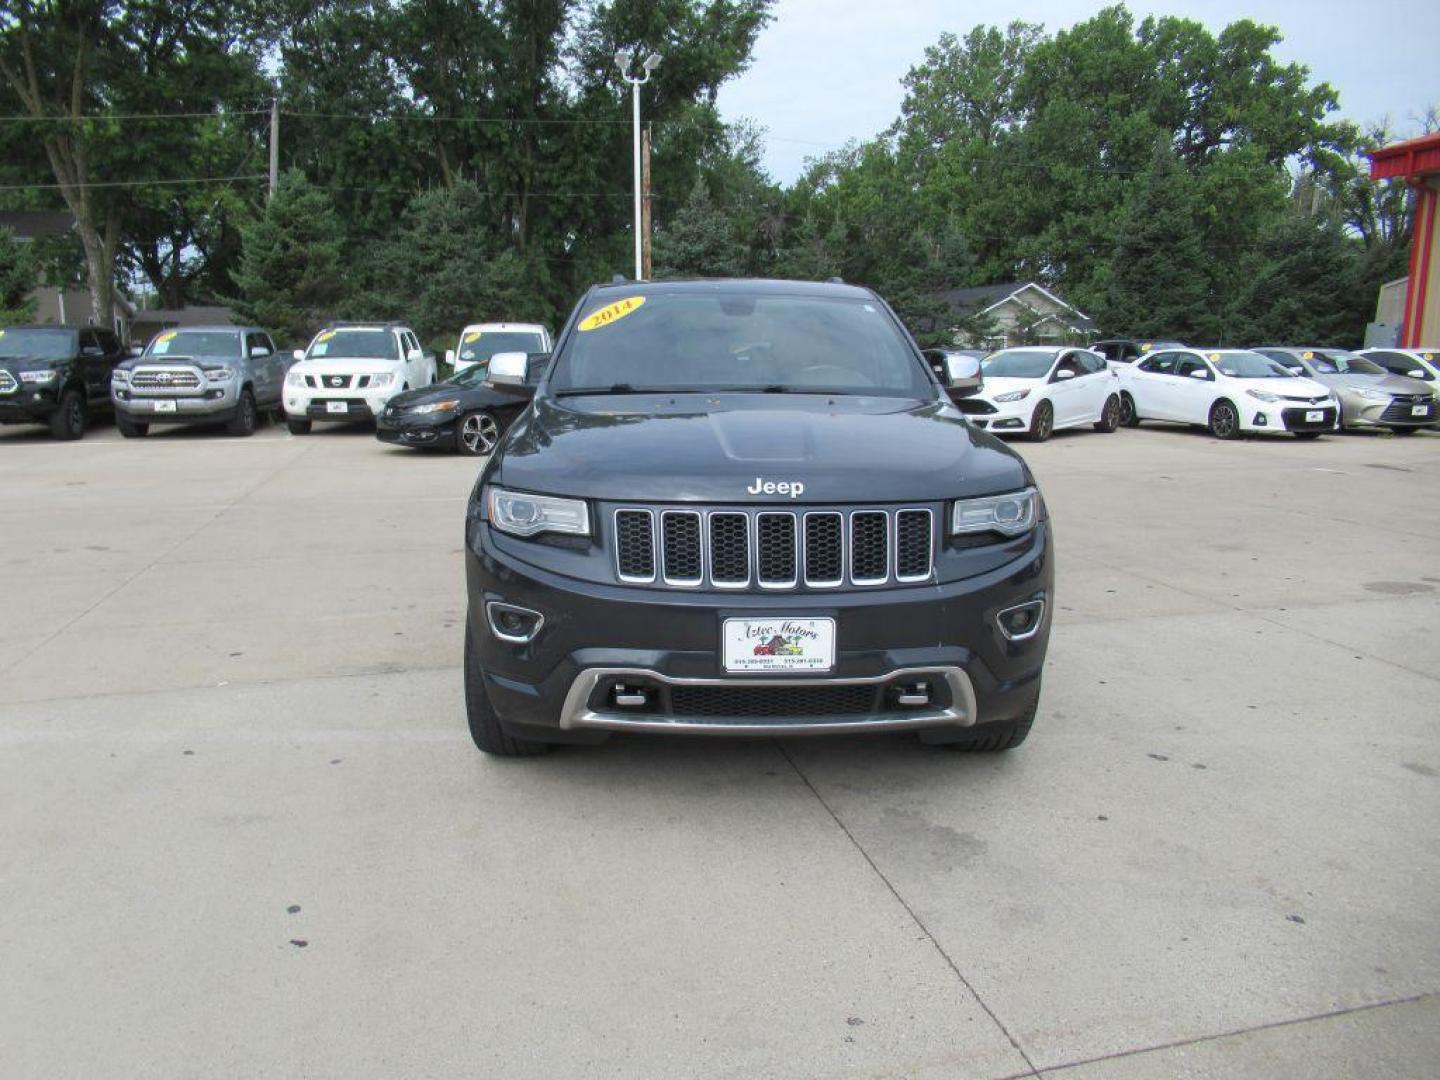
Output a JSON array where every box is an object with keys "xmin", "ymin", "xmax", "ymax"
[
  {"xmin": 111, "ymin": 325, "xmax": 288, "ymax": 437},
  {"xmin": 1253, "ymin": 347, "xmax": 1437, "ymax": 433}
]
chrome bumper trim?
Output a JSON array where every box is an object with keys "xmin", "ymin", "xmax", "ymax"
[{"xmin": 558, "ymin": 666, "xmax": 978, "ymax": 736}]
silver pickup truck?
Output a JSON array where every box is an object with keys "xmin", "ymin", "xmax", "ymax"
[{"xmin": 111, "ymin": 325, "xmax": 288, "ymax": 437}]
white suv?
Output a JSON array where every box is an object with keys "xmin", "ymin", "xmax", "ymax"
[
  {"xmin": 284, "ymin": 323, "xmax": 436, "ymax": 434},
  {"xmin": 445, "ymin": 323, "xmax": 552, "ymax": 373}
]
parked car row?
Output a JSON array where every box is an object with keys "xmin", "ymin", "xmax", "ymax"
[{"xmin": 939, "ymin": 342, "xmax": 1438, "ymax": 441}]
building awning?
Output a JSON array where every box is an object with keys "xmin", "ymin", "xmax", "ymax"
[{"xmin": 1369, "ymin": 132, "xmax": 1440, "ymax": 181}]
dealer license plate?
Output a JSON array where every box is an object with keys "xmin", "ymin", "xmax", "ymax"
[
  {"xmin": 152, "ymin": 399, "xmax": 177, "ymax": 413},
  {"xmin": 723, "ymin": 617, "xmax": 836, "ymax": 673},
  {"xmin": 326, "ymin": 400, "xmax": 349, "ymax": 414},
  {"xmin": 1305, "ymin": 410, "xmax": 1323, "ymax": 423},
  {"xmin": 1412, "ymin": 405, "xmax": 1430, "ymax": 417}
]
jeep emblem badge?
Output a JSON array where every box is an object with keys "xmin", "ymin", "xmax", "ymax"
[{"xmin": 746, "ymin": 477, "xmax": 805, "ymax": 499}]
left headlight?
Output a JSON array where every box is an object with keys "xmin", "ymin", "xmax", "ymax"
[
  {"xmin": 205, "ymin": 368, "xmax": 235, "ymax": 383},
  {"xmin": 411, "ymin": 399, "xmax": 459, "ymax": 415},
  {"xmin": 951, "ymin": 487, "xmax": 1039, "ymax": 537},
  {"xmin": 19, "ymin": 369, "xmax": 58, "ymax": 384},
  {"xmin": 1245, "ymin": 389, "xmax": 1280, "ymax": 403},
  {"xmin": 486, "ymin": 486, "xmax": 591, "ymax": 538},
  {"xmin": 111, "ymin": 369, "xmax": 129, "ymax": 384},
  {"xmin": 993, "ymin": 389, "xmax": 1030, "ymax": 403},
  {"xmin": 1356, "ymin": 387, "xmax": 1389, "ymax": 401}
]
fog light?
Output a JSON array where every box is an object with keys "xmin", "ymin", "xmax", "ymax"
[
  {"xmin": 997, "ymin": 598, "xmax": 1045, "ymax": 641},
  {"xmin": 485, "ymin": 601, "xmax": 544, "ymax": 644},
  {"xmin": 612, "ymin": 684, "xmax": 649, "ymax": 708},
  {"xmin": 1253, "ymin": 413, "xmax": 1267, "ymax": 426},
  {"xmin": 895, "ymin": 681, "xmax": 930, "ymax": 707}
]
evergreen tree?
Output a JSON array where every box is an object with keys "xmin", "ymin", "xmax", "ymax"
[
  {"xmin": 1098, "ymin": 142, "xmax": 1210, "ymax": 339},
  {"xmin": 230, "ymin": 172, "xmax": 344, "ymax": 344},
  {"xmin": 654, "ymin": 178, "xmax": 747, "ymax": 278},
  {"xmin": 0, "ymin": 227, "xmax": 37, "ymax": 325}
]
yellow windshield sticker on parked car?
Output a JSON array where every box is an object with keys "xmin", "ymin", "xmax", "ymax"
[
  {"xmin": 464, "ymin": 331, "xmax": 482, "ymax": 343},
  {"xmin": 317, "ymin": 330, "xmax": 336, "ymax": 342},
  {"xmin": 1301, "ymin": 350, "xmax": 1314, "ymax": 359},
  {"xmin": 1208, "ymin": 352, "xmax": 1220, "ymax": 362},
  {"xmin": 578, "ymin": 296, "xmax": 645, "ymax": 331},
  {"xmin": 1140, "ymin": 342, "xmax": 1152, "ymax": 351},
  {"xmin": 157, "ymin": 331, "xmax": 177, "ymax": 343}
]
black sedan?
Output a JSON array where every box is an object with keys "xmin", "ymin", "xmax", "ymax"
[{"xmin": 376, "ymin": 363, "xmax": 532, "ymax": 455}]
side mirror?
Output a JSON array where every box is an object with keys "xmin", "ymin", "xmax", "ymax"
[
  {"xmin": 293, "ymin": 349, "xmax": 306, "ymax": 362},
  {"xmin": 943, "ymin": 353, "xmax": 983, "ymax": 398},
  {"xmin": 1409, "ymin": 370, "xmax": 1425, "ymax": 378},
  {"xmin": 485, "ymin": 351, "xmax": 534, "ymax": 396},
  {"xmin": 127, "ymin": 345, "xmax": 143, "ymax": 358},
  {"xmin": 1287, "ymin": 366, "xmax": 1304, "ymax": 376},
  {"xmin": 1189, "ymin": 368, "xmax": 1209, "ymax": 380},
  {"xmin": 1054, "ymin": 368, "xmax": 1076, "ymax": 381},
  {"xmin": 445, "ymin": 349, "xmax": 455, "ymax": 367},
  {"xmin": 407, "ymin": 348, "xmax": 423, "ymax": 362},
  {"xmin": 250, "ymin": 346, "xmax": 271, "ymax": 358}
]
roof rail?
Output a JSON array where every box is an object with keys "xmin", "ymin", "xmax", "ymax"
[
  {"xmin": 326, "ymin": 320, "xmax": 405, "ymax": 330},
  {"xmin": 610, "ymin": 274, "xmax": 627, "ymax": 285},
  {"xmin": 827, "ymin": 276, "xmax": 844, "ymax": 284}
]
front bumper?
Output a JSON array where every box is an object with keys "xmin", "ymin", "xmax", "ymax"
[
  {"xmin": 376, "ymin": 409, "xmax": 458, "ymax": 447},
  {"xmin": 0, "ymin": 386, "xmax": 60, "ymax": 423},
  {"xmin": 285, "ymin": 388, "xmax": 394, "ymax": 421},
  {"xmin": 965, "ymin": 398, "xmax": 1032, "ymax": 433},
  {"xmin": 114, "ymin": 380, "xmax": 240, "ymax": 423},
  {"xmin": 1340, "ymin": 396, "xmax": 1437, "ymax": 429},
  {"xmin": 1241, "ymin": 399, "xmax": 1337, "ymax": 434},
  {"xmin": 465, "ymin": 521, "xmax": 1052, "ymax": 742}
]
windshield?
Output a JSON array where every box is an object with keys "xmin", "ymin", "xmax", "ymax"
[
  {"xmin": 550, "ymin": 292, "xmax": 932, "ymax": 397},
  {"xmin": 1307, "ymin": 351, "xmax": 1384, "ymax": 376},
  {"xmin": 307, "ymin": 329, "xmax": 398, "ymax": 360},
  {"xmin": 981, "ymin": 350, "xmax": 1058, "ymax": 379},
  {"xmin": 1212, "ymin": 352, "xmax": 1295, "ymax": 379},
  {"xmin": 456, "ymin": 330, "xmax": 544, "ymax": 366},
  {"xmin": 145, "ymin": 330, "xmax": 239, "ymax": 359},
  {"xmin": 0, "ymin": 328, "xmax": 75, "ymax": 360},
  {"xmin": 446, "ymin": 365, "xmax": 491, "ymax": 388}
]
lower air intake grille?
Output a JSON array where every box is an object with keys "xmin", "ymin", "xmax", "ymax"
[{"xmin": 670, "ymin": 684, "xmax": 877, "ymax": 718}]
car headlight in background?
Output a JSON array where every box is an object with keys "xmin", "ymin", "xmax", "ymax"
[
  {"xmin": 111, "ymin": 369, "xmax": 129, "ymax": 384},
  {"xmin": 19, "ymin": 369, "xmax": 58, "ymax": 384},
  {"xmin": 411, "ymin": 399, "xmax": 459, "ymax": 415},
  {"xmin": 1355, "ymin": 387, "xmax": 1389, "ymax": 401},
  {"xmin": 951, "ymin": 487, "xmax": 1038, "ymax": 537},
  {"xmin": 993, "ymin": 389, "xmax": 1030, "ymax": 403},
  {"xmin": 367, "ymin": 372, "xmax": 394, "ymax": 388},
  {"xmin": 285, "ymin": 369, "xmax": 308, "ymax": 387},
  {"xmin": 486, "ymin": 486, "xmax": 591, "ymax": 538},
  {"xmin": 1245, "ymin": 389, "xmax": 1280, "ymax": 403},
  {"xmin": 205, "ymin": 368, "xmax": 235, "ymax": 383}
]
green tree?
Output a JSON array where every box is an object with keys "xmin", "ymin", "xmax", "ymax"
[
  {"xmin": 0, "ymin": 227, "xmax": 36, "ymax": 323},
  {"xmin": 654, "ymin": 178, "xmax": 747, "ymax": 278},
  {"xmin": 230, "ymin": 171, "xmax": 344, "ymax": 343}
]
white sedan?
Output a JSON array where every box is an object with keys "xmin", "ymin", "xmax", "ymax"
[
  {"xmin": 965, "ymin": 347, "xmax": 1121, "ymax": 441},
  {"xmin": 1115, "ymin": 348, "xmax": 1337, "ymax": 439}
]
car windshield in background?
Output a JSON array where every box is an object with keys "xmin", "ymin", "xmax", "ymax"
[
  {"xmin": 551, "ymin": 292, "xmax": 931, "ymax": 397},
  {"xmin": 447, "ymin": 365, "xmax": 491, "ymax": 388},
  {"xmin": 1213, "ymin": 352, "xmax": 1294, "ymax": 378},
  {"xmin": 1305, "ymin": 352, "xmax": 1384, "ymax": 375},
  {"xmin": 981, "ymin": 350, "xmax": 1057, "ymax": 379},
  {"xmin": 0, "ymin": 328, "xmax": 75, "ymax": 359},
  {"xmin": 309, "ymin": 330, "xmax": 398, "ymax": 360},
  {"xmin": 457, "ymin": 332, "xmax": 544, "ymax": 366},
  {"xmin": 146, "ymin": 331, "xmax": 238, "ymax": 358}
]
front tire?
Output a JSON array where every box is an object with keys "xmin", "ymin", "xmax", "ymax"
[
  {"xmin": 944, "ymin": 692, "xmax": 1037, "ymax": 752},
  {"xmin": 1208, "ymin": 399, "xmax": 1241, "ymax": 440},
  {"xmin": 117, "ymin": 415, "xmax": 148, "ymax": 438},
  {"xmin": 226, "ymin": 388, "xmax": 257, "ymax": 437},
  {"xmin": 1118, "ymin": 392, "xmax": 1141, "ymax": 427},
  {"xmin": 49, "ymin": 389, "xmax": 86, "ymax": 440},
  {"xmin": 1094, "ymin": 394, "xmax": 1120, "ymax": 432},
  {"xmin": 286, "ymin": 418, "xmax": 312, "ymax": 435},
  {"xmin": 458, "ymin": 410, "xmax": 500, "ymax": 456},
  {"xmin": 464, "ymin": 621, "xmax": 551, "ymax": 756},
  {"xmin": 1027, "ymin": 400, "xmax": 1054, "ymax": 442}
]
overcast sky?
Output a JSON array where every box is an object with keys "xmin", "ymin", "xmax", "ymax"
[{"xmin": 716, "ymin": 0, "xmax": 1440, "ymax": 184}]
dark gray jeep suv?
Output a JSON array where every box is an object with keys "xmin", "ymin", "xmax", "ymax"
[{"xmin": 463, "ymin": 278, "xmax": 1053, "ymax": 755}]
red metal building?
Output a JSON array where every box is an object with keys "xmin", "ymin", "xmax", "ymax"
[{"xmin": 1370, "ymin": 132, "xmax": 1440, "ymax": 346}]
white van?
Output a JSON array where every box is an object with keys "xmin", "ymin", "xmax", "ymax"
[{"xmin": 447, "ymin": 323, "xmax": 552, "ymax": 373}]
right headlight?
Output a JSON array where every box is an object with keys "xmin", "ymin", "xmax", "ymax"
[
  {"xmin": 993, "ymin": 389, "xmax": 1030, "ymax": 403},
  {"xmin": 285, "ymin": 369, "xmax": 308, "ymax": 387},
  {"xmin": 485, "ymin": 486, "xmax": 591, "ymax": 538},
  {"xmin": 1245, "ymin": 389, "xmax": 1280, "ymax": 403},
  {"xmin": 951, "ymin": 487, "xmax": 1039, "ymax": 537}
]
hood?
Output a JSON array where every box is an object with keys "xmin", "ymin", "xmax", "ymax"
[
  {"xmin": 386, "ymin": 381, "xmax": 498, "ymax": 410},
  {"xmin": 1320, "ymin": 372, "xmax": 1430, "ymax": 395},
  {"xmin": 118, "ymin": 353, "xmax": 234, "ymax": 373},
  {"xmin": 1243, "ymin": 376, "xmax": 1330, "ymax": 398},
  {"xmin": 973, "ymin": 376, "xmax": 1042, "ymax": 403},
  {"xmin": 0, "ymin": 354, "xmax": 69, "ymax": 373},
  {"xmin": 493, "ymin": 393, "xmax": 1030, "ymax": 503},
  {"xmin": 290, "ymin": 356, "xmax": 400, "ymax": 376}
]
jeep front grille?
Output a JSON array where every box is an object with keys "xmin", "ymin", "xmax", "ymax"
[{"xmin": 612, "ymin": 505, "xmax": 935, "ymax": 591}]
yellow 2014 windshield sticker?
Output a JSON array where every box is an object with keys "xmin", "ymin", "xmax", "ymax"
[
  {"xmin": 463, "ymin": 331, "xmax": 482, "ymax": 343},
  {"xmin": 578, "ymin": 296, "xmax": 645, "ymax": 331},
  {"xmin": 157, "ymin": 331, "xmax": 177, "ymax": 343},
  {"xmin": 317, "ymin": 330, "xmax": 336, "ymax": 343}
]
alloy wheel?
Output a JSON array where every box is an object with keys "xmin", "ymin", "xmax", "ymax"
[{"xmin": 462, "ymin": 412, "xmax": 499, "ymax": 455}]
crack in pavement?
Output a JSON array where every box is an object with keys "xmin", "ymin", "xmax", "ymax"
[
  {"xmin": 774, "ymin": 740, "xmax": 1041, "ymax": 1078},
  {"xmin": 996, "ymin": 991, "xmax": 1438, "ymax": 1078}
]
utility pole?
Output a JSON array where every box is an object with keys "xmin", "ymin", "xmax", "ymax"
[
  {"xmin": 268, "ymin": 98, "xmax": 280, "ymax": 200},
  {"xmin": 641, "ymin": 124, "xmax": 653, "ymax": 281},
  {"xmin": 615, "ymin": 49, "xmax": 661, "ymax": 281}
]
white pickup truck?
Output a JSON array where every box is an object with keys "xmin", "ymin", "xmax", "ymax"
[
  {"xmin": 284, "ymin": 322, "xmax": 436, "ymax": 434},
  {"xmin": 446, "ymin": 323, "xmax": 552, "ymax": 373}
]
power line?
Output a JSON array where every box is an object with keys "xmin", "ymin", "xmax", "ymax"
[
  {"xmin": 0, "ymin": 174, "xmax": 269, "ymax": 191},
  {"xmin": 282, "ymin": 110, "xmax": 632, "ymax": 126},
  {"xmin": 0, "ymin": 109, "xmax": 269, "ymax": 122}
]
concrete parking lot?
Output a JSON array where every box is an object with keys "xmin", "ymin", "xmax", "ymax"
[{"xmin": 2, "ymin": 417, "xmax": 1438, "ymax": 1079}]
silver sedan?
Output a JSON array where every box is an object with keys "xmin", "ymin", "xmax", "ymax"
[{"xmin": 1253, "ymin": 347, "xmax": 1437, "ymax": 433}]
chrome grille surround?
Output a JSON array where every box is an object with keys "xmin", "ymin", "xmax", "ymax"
[
  {"xmin": 611, "ymin": 504, "xmax": 937, "ymax": 591},
  {"xmin": 130, "ymin": 366, "xmax": 202, "ymax": 392}
]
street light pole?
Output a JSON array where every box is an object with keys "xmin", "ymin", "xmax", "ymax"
[{"xmin": 616, "ymin": 49, "xmax": 661, "ymax": 281}]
